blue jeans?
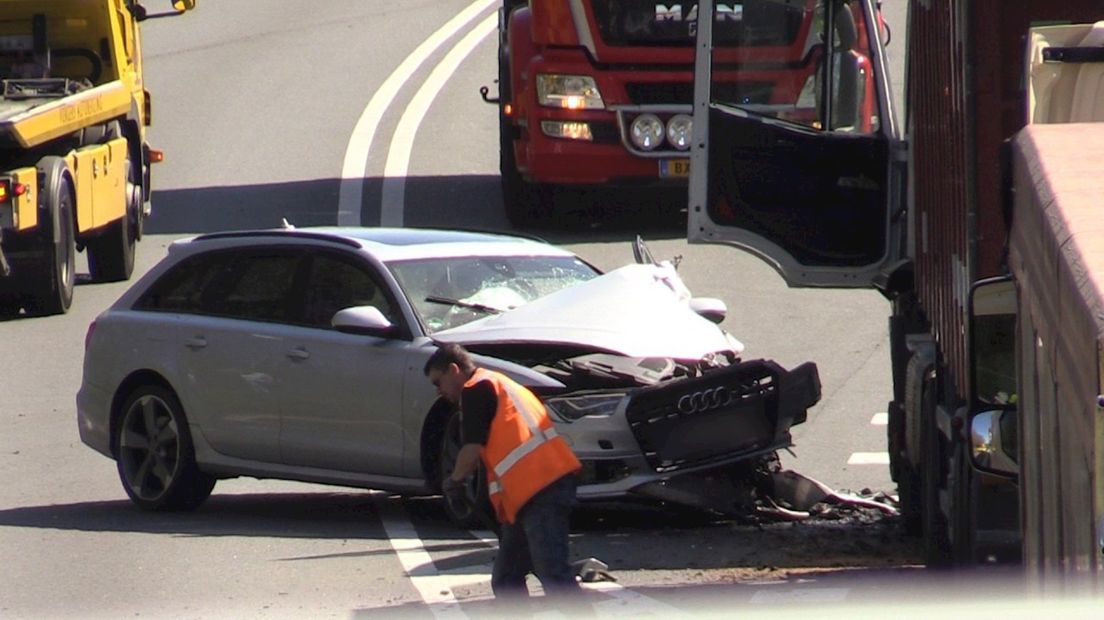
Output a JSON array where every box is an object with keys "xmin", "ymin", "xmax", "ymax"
[{"xmin": 491, "ymin": 474, "xmax": 580, "ymax": 598}]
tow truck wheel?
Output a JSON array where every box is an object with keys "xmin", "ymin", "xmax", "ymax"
[
  {"xmin": 87, "ymin": 159, "xmax": 137, "ymax": 282},
  {"xmin": 29, "ymin": 167, "xmax": 75, "ymax": 316},
  {"xmin": 499, "ymin": 108, "xmax": 549, "ymax": 228},
  {"xmin": 437, "ymin": 409, "xmax": 495, "ymax": 531},
  {"xmin": 115, "ymin": 384, "xmax": 215, "ymax": 511}
]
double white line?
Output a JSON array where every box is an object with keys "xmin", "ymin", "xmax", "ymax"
[{"xmin": 338, "ymin": 0, "xmax": 499, "ymax": 228}]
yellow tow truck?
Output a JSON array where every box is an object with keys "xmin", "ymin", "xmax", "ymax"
[{"xmin": 0, "ymin": 0, "xmax": 194, "ymax": 316}]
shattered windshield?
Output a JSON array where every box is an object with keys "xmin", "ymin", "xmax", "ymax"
[{"xmin": 387, "ymin": 256, "xmax": 600, "ymax": 334}]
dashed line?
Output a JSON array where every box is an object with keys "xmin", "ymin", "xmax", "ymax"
[
  {"xmin": 847, "ymin": 452, "xmax": 890, "ymax": 465},
  {"xmin": 870, "ymin": 412, "xmax": 888, "ymax": 425}
]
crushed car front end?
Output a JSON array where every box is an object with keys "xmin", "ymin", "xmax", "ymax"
[{"xmin": 479, "ymin": 348, "xmax": 820, "ymax": 512}]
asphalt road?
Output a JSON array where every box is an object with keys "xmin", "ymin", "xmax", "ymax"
[{"xmin": 0, "ymin": 1, "xmax": 921, "ymax": 617}]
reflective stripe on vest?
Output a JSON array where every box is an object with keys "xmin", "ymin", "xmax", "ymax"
[{"xmin": 465, "ymin": 368, "xmax": 580, "ymax": 523}]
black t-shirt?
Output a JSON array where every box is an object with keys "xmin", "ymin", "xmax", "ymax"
[{"xmin": 460, "ymin": 379, "xmax": 497, "ymax": 446}]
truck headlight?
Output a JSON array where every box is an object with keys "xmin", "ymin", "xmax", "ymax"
[
  {"xmin": 666, "ymin": 114, "xmax": 693, "ymax": 150},
  {"xmin": 536, "ymin": 74, "xmax": 604, "ymax": 110},
  {"xmin": 630, "ymin": 114, "xmax": 665, "ymax": 151},
  {"xmin": 544, "ymin": 394, "xmax": 623, "ymax": 422}
]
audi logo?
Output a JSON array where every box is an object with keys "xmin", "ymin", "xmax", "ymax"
[{"xmin": 676, "ymin": 386, "xmax": 734, "ymax": 414}]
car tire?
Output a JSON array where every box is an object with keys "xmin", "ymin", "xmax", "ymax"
[
  {"xmin": 438, "ymin": 409, "xmax": 495, "ymax": 531},
  {"xmin": 115, "ymin": 384, "xmax": 215, "ymax": 511}
]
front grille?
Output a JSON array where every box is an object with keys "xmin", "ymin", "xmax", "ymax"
[
  {"xmin": 625, "ymin": 360, "xmax": 783, "ymax": 473},
  {"xmin": 626, "ymin": 82, "xmax": 775, "ymax": 106}
]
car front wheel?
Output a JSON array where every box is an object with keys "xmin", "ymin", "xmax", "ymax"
[
  {"xmin": 115, "ymin": 385, "xmax": 215, "ymax": 511},
  {"xmin": 438, "ymin": 409, "xmax": 495, "ymax": 531}
]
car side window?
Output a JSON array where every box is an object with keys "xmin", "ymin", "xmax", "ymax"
[
  {"xmin": 201, "ymin": 250, "xmax": 304, "ymax": 323},
  {"xmin": 134, "ymin": 253, "xmax": 222, "ymax": 313},
  {"xmin": 301, "ymin": 253, "xmax": 395, "ymax": 329}
]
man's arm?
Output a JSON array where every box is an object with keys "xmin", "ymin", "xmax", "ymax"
[
  {"xmin": 451, "ymin": 380, "xmax": 496, "ymax": 482},
  {"xmin": 450, "ymin": 444, "xmax": 483, "ymax": 482}
]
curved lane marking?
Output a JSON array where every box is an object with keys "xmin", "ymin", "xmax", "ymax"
[
  {"xmin": 338, "ymin": 0, "xmax": 498, "ymax": 227},
  {"xmin": 380, "ymin": 13, "xmax": 497, "ymax": 227}
]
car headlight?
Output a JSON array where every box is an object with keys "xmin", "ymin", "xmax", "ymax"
[
  {"xmin": 666, "ymin": 114, "xmax": 693, "ymax": 150},
  {"xmin": 544, "ymin": 394, "xmax": 624, "ymax": 422},
  {"xmin": 630, "ymin": 113, "xmax": 665, "ymax": 151},
  {"xmin": 536, "ymin": 74, "xmax": 604, "ymax": 110}
]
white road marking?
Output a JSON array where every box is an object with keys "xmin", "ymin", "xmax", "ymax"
[
  {"xmin": 377, "ymin": 501, "xmax": 468, "ymax": 619},
  {"xmin": 749, "ymin": 587, "xmax": 850, "ymax": 603},
  {"xmin": 376, "ymin": 497, "xmax": 679, "ymax": 615},
  {"xmin": 380, "ymin": 13, "xmax": 498, "ymax": 227},
  {"xmin": 870, "ymin": 412, "xmax": 888, "ymax": 425},
  {"xmin": 338, "ymin": 0, "xmax": 498, "ymax": 226},
  {"xmin": 847, "ymin": 452, "xmax": 891, "ymax": 465},
  {"xmin": 585, "ymin": 581, "xmax": 684, "ymax": 615}
]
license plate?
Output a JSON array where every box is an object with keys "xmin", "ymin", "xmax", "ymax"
[{"xmin": 659, "ymin": 159, "xmax": 691, "ymax": 178}]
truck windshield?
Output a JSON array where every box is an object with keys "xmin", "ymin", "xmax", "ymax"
[
  {"xmin": 592, "ymin": 1, "xmax": 807, "ymax": 47},
  {"xmin": 703, "ymin": 0, "xmax": 879, "ymax": 134}
]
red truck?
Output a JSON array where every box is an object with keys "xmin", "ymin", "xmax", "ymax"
[
  {"xmin": 690, "ymin": 0, "xmax": 1104, "ymax": 575},
  {"xmin": 493, "ymin": 0, "xmax": 880, "ymax": 226}
]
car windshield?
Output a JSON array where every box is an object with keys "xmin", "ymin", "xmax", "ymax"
[{"xmin": 387, "ymin": 255, "xmax": 600, "ymax": 334}]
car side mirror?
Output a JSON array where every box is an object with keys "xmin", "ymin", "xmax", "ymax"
[
  {"xmin": 689, "ymin": 297, "xmax": 727, "ymax": 324},
  {"xmin": 969, "ymin": 409, "xmax": 1018, "ymax": 477},
  {"xmin": 332, "ymin": 306, "xmax": 396, "ymax": 337}
]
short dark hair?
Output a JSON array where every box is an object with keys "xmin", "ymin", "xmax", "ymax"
[{"xmin": 424, "ymin": 343, "xmax": 476, "ymax": 375}]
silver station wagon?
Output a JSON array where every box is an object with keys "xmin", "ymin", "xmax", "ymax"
[{"xmin": 77, "ymin": 227, "xmax": 821, "ymax": 525}]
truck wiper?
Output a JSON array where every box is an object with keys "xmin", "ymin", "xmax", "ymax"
[{"xmin": 425, "ymin": 295, "xmax": 505, "ymax": 315}]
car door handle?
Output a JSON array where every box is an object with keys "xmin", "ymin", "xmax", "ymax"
[
  {"xmin": 184, "ymin": 336, "xmax": 207, "ymax": 350},
  {"xmin": 286, "ymin": 347, "xmax": 310, "ymax": 361}
]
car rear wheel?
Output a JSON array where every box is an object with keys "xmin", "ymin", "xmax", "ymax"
[
  {"xmin": 115, "ymin": 385, "xmax": 215, "ymax": 511},
  {"xmin": 438, "ymin": 409, "xmax": 495, "ymax": 531}
]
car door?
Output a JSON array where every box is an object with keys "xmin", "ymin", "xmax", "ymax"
[
  {"xmin": 277, "ymin": 250, "xmax": 408, "ymax": 475},
  {"xmin": 688, "ymin": 0, "xmax": 904, "ymax": 287},
  {"xmin": 173, "ymin": 246, "xmax": 308, "ymax": 463}
]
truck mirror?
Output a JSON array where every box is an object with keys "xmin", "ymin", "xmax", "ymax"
[
  {"xmin": 969, "ymin": 277, "xmax": 1017, "ymax": 408},
  {"xmin": 969, "ymin": 409, "xmax": 1018, "ymax": 477},
  {"xmin": 172, "ymin": 0, "xmax": 196, "ymax": 12}
]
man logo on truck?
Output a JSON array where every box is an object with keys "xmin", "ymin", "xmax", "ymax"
[{"xmin": 655, "ymin": 4, "xmax": 744, "ymax": 23}]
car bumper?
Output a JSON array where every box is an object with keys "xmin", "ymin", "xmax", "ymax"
[
  {"xmin": 563, "ymin": 359, "xmax": 821, "ymax": 506},
  {"xmin": 76, "ymin": 380, "xmax": 113, "ymax": 458}
]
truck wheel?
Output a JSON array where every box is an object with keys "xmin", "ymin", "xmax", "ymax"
[
  {"xmin": 29, "ymin": 167, "xmax": 75, "ymax": 315},
  {"xmin": 438, "ymin": 409, "xmax": 495, "ymax": 531},
  {"xmin": 500, "ymin": 122, "xmax": 549, "ymax": 228},
  {"xmin": 87, "ymin": 158, "xmax": 138, "ymax": 282},
  {"xmin": 115, "ymin": 384, "xmax": 215, "ymax": 511},
  {"xmin": 921, "ymin": 376, "xmax": 952, "ymax": 566},
  {"xmin": 950, "ymin": 441, "xmax": 976, "ymax": 564},
  {"xmin": 898, "ymin": 355, "xmax": 931, "ymax": 535}
]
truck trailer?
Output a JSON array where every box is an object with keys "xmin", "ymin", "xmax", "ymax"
[
  {"xmin": 688, "ymin": 0, "xmax": 1104, "ymax": 575},
  {"xmin": 0, "ymin": 0, "xmax": 194, "ymax": 317}
]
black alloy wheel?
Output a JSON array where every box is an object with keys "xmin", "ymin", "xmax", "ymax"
[
  {"xmin": 115, "ymin": 385, "xmax": 215, "ymax": 511},
  {"xmin": 438, "ymin": 409, "xmax": 495, "ymax": 531}
]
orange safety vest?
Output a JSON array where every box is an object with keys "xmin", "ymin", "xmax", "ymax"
[{"xmin": 463, "ymin": 368, "xmax": 581, "ymax": 524}]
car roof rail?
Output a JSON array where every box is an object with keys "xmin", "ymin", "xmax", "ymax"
[{"xmin": 191, "ymin": 230, "xmax": 362, "ymax": 249}]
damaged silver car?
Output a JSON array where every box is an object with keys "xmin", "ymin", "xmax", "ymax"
[{"xmin": 77, "ymin": 227, "xmax": 820, "ymax": 524}]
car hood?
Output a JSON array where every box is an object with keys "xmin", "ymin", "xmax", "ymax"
[{"xmin": 433, "ymin": 263, "xmax": 744, "ymax": 360}]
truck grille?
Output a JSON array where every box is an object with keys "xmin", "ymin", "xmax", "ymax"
[
  {"xmin": 626, "ymin": 82, "xmax": 774, "ymax": 106},
  {"xmin": 625, "ymin": 360, "xmax": 783, "ymax": 473}
]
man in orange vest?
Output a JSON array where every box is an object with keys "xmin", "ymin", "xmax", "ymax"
[{"xmin": 425, "ymin": 343, "xmax": 583, "ymax": 599}]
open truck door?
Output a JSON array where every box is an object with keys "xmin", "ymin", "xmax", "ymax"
[{"xmin": 688, "ymin": 0, "xmax": 904, "ymax": 287}]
